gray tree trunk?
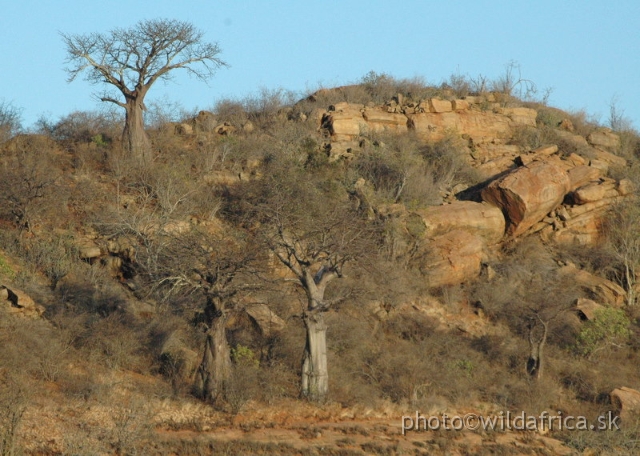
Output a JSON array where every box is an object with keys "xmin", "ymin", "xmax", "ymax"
[
  {"xmin": 195, "ymin": 299, "xmax": 231, "ymax": 402},
  {"xmin": 301, "ymin": 311, "xmax": 329, "ymax": 402},
  {"xmin": 122, "ymin": 98, "xmax": 151, "ymax": 161}
]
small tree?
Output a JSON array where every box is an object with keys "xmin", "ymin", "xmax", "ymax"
[
  {"xmin": 474, "ymin": 239, "xmax": 581, "ymax": 380},
  {"xmin": 143, "ymin": 226, "xmax": 262, "ymax": 403},
  {"xmin": 0, "ymin": 100, "xmax": 22, "ymax": 143},
  {"xmin": 62, "ymin": 18, "xmax": 226, "ymax": 160},
  {"xmin": 576, "ymin": 307, "xmax": 631, "ymax": 359},
  {"xmin": 607, "ymin": 201, "xmax": 640, "ymax": 306},
  {"xmin": 232, "ymin": 164, "xmax": 375, "ymax": 402}
]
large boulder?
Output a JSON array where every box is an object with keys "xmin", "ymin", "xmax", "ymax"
[
  {"xmin": 481, "ymin": 160, "xmax": 571, "ymax": 236},
  {"xmin": 611, "ymin": 387, "xmax": 640, "ymax": 423},
  {"xmin": 244, "ymin": 303, "xmax": 285, "ymax": 337},
  {"xmin": 193, "ymin": 110, "xmax": 218, "ymax": 133},
  {"xmin": 567, "ymin": 165, "xmax": 601, "ymax": 191},
  {"xmin": 415, "ymin": 201, "xmax": 505, "ymax": 244},
  {"xmin": 572, "ymin": 180, "xmax": 619, "ymax": 205},
  {"xmin": 362, "ymin": 108, "xmax": 409, "ymax": 134},
  {"xmin": 408, "ymin": 111, "xmax": 513, "ymax": 143},
  {"xmin": 574, "ymin": 297, "xmax": 604, "ymax": 321},
  {"xmin": 320, "ymin": 103, "xmax": 367, "ymax": 142},
  {"xmin": 419, "ymin": 230, "xmax": 484, "ymax": 287},
  {"xmin": 587, "ymin": 128, "xmax": 620, "ymax": 151},
  {"xmin": 1, "ymin": 285, "xmax": 44, "ymax": 318},
  {"xmin": 559, "ymin": 264, "xmax": 625, "ymax": 307}
]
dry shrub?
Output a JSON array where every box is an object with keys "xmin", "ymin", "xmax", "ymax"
[
  {"xmin": 77, "ymin": 313, "xmax": 149, "ymax": 372},
  {"xmin": 355, "ymin": 132, "xmax": 475, "ymax": 207},
  {"xmin": 0, "ymin": 135, "xmax": 68, "ymax": 231},
  {"xmin": 0, "ymin": 376, "xmax": 27, "ymax": 456}
]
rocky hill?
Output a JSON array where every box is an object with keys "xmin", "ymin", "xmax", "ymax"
[{"xmin": 1, "ymin": 79, "xmax": 640, "ymax": 454}]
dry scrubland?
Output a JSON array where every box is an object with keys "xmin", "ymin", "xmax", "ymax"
[{"xmin": 2, "ymin": 72, "xmax": 640, "ymax": 454}]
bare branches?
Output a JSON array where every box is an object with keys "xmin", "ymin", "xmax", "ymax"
[{"xmin": 62, "ymin": 19, "xmax": 227, "ymax": 100}]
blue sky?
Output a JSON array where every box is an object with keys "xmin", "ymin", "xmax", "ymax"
[{"xmin": 2, "ymin": 0, "xmax": 639, "ymax": 129}]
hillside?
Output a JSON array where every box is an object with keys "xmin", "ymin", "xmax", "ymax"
[{"xmin": 1, "ymin": 75, "xmax": 640, "ymax": 455}]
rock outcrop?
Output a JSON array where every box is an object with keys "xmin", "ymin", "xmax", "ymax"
[
  {"xmin": 560, "ymin": 264, "xmax": 626, "ymax": 307},
  {"xmin": 310, "ymin": 94, "xmax": 633, "ymax": 285},
  {"xmin": 481, "ymin": 160, "xmax": 571, "ymax": 237},
  {"xmin": 611, "ymin": 387, "xmax": 640, "ymax": 422},
  {"xmin": 1, "ymin": 285, "xmax": 44, "ymax": 318},
  {"xmin": 415, "ymin": 201, "xmax": 505, "ymax": 244},
  {"xmin": 420, "ymin": 230, "xmax": 485, "ymax": 287}
]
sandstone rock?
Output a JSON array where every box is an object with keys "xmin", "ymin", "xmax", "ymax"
[
  {"xmin": 452, "ymin": 99, "xmax": 470, "ymax": 111},
  {"xmin": 531, "ymin": 144, "xmax": 559, "ymax": 156},
  {"xmin": 558, "ymin": 118, "xmax": 575, "ymax": 132},
  {"xmin": 553, "ymin": 130, "xmax": 590, "ymax": 149},
  {"xmin": 566, "ymin": 196, "xmax": 625, "ymax": 218},
  {"xmin": 409, "ymin": 111, "xmax": 513, "ymax": 143},
  {"xmin": 160, "ymin": 330, "xmax": 199, "ymax": 381},
  {"xmin": 567, "ymin": 165, "xmax": 601, "ymax": 191},
  {"xmin": 214, "ymin": 122, "xmax": 236, "ymax": 136},
  {"xmin": 476, "ymin": 157, "xmax": 517, "ymax": 180},
  {"xmin": 592, "ymin": 148, "xmax": 627, "ymax": 167},
  {"xmin": 1, "ymin": 285, "xmax": 44, "ymax": 318},
  {"xmin": 559, "ymin": 264, "xmax": 625, "ymax": 307},
  {"xmin": 589, "ymin": 158, "xmax": 609, "ymax": 173},
  {"xmin": 481, "ymin": 160, "xmax": 571, "ymax": 236},
  {"xmin": 78, "ymin": 239, "xmax": 102, "ymax": 260},
  {"xmin": 574, "ymin": 298, "xmax": 604, "ymax": 321},
  {"xmin": 321, "ymin": 105, "xmax": 367, "ymax": 141},
  {"xmin": 573, "ymin": 182, "xmax": 608, "ymax": 204},
  {"xmin": 611, "ymin": 387, "xmax": 640, "ymax": 422},
  {"xmin": 617, "ymin": 178, "xmax": 634, "ymax": 196},
  {"xmin": 566, "ymin": 152, "xmax": 587, "ymax": 167},
  {"xmin": 429, "ymin": 98, "xmax": 453, "ymax": 113},
  {"xmin": 415, "ymin": 201, "xmax": 505, "ymax": 243},
  {"xmin": 175, "ymin": 123, "xmax": 193, "ymax": 135},
  {"xmin": 194, "ymin": 110, "xmax": 218, "ymax": 132},
  {"xmin": 362, "ymin": 108, "xmax": 409, "ymax": 134},
  {"xmin": 587, "ymin": 128, "xmax": 620, "ymax": 150},
  {"xmin": 421, "ymin": 230, "xmax": 484, "ymax": 287},
  {"xmin": 245, "ymin": 303, "xmax": 285, "ymax": 336},
  {"xmin": 572, "ymin": 180, "xmax": 619, "ymax": 205},
  {"xmin": 242, "ymin": 121, "xmax": 255, "ymax": 133},
  {"xmin": 500, "ymin": 107, "xmax": 538, "ymax": 127}
]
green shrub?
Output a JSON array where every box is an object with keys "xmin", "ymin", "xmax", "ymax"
[{"xmin": 575, "ymin": 307, "xmax": 631, "ymax": 358}]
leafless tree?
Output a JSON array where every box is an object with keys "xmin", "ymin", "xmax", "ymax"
[
  {"xmin": 141, "ymin": 226, "xmax": 263, "ymax": 403},
  {"xmin": 231, "ymin": 165, "xmax": 376, "ymax": 402},
  {"xmin": 473, "ymin": 239, "xmax": 581, "ymax": 380},
  {"xmin": 606, "ymin": 201, "xmax": 640, "ymax": 306},
  {"xmin": 62, "ymin": 18, "xmax": 226, "ymax": 160},
  {"xmin": 0, "ymin": 100, "xmax": 22, "ymax": 143}
]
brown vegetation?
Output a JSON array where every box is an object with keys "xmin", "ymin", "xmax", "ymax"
[{"xmin": 1, "ymin": 68, "xmax": 639, "ymax": 454}]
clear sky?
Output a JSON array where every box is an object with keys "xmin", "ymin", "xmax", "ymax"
[{"xmin": 2, "ymin": 0, "xmax": 639, "ymax": 129}]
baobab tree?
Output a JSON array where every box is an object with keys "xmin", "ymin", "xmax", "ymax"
[
  {"xmin": 231, "ymin": 164, "xmax": 375, "ymax": 402},
  {"xmin": 144, "ymin": 225, "xmax": 262, "ymax": 402},
  {"xmin": 62, "ymin": 18, "xmax": 226, "ymax": 160}
]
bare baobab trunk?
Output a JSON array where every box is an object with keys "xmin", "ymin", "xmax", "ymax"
[
  {"xmin": 122, "ymin": 97, "xmax": 151, "ymax": 161},
  {"xmin": 196, "ymin": 298, "xmax": 231, "ymax": 402},
  {"xmin": 301, "ymin": 311, "xmax": 329, "ymax": 402}
]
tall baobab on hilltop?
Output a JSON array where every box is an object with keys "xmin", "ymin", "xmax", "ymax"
[{"xmin": 62, "ymin": 18, "xmax": 226, "ymax": 160}]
